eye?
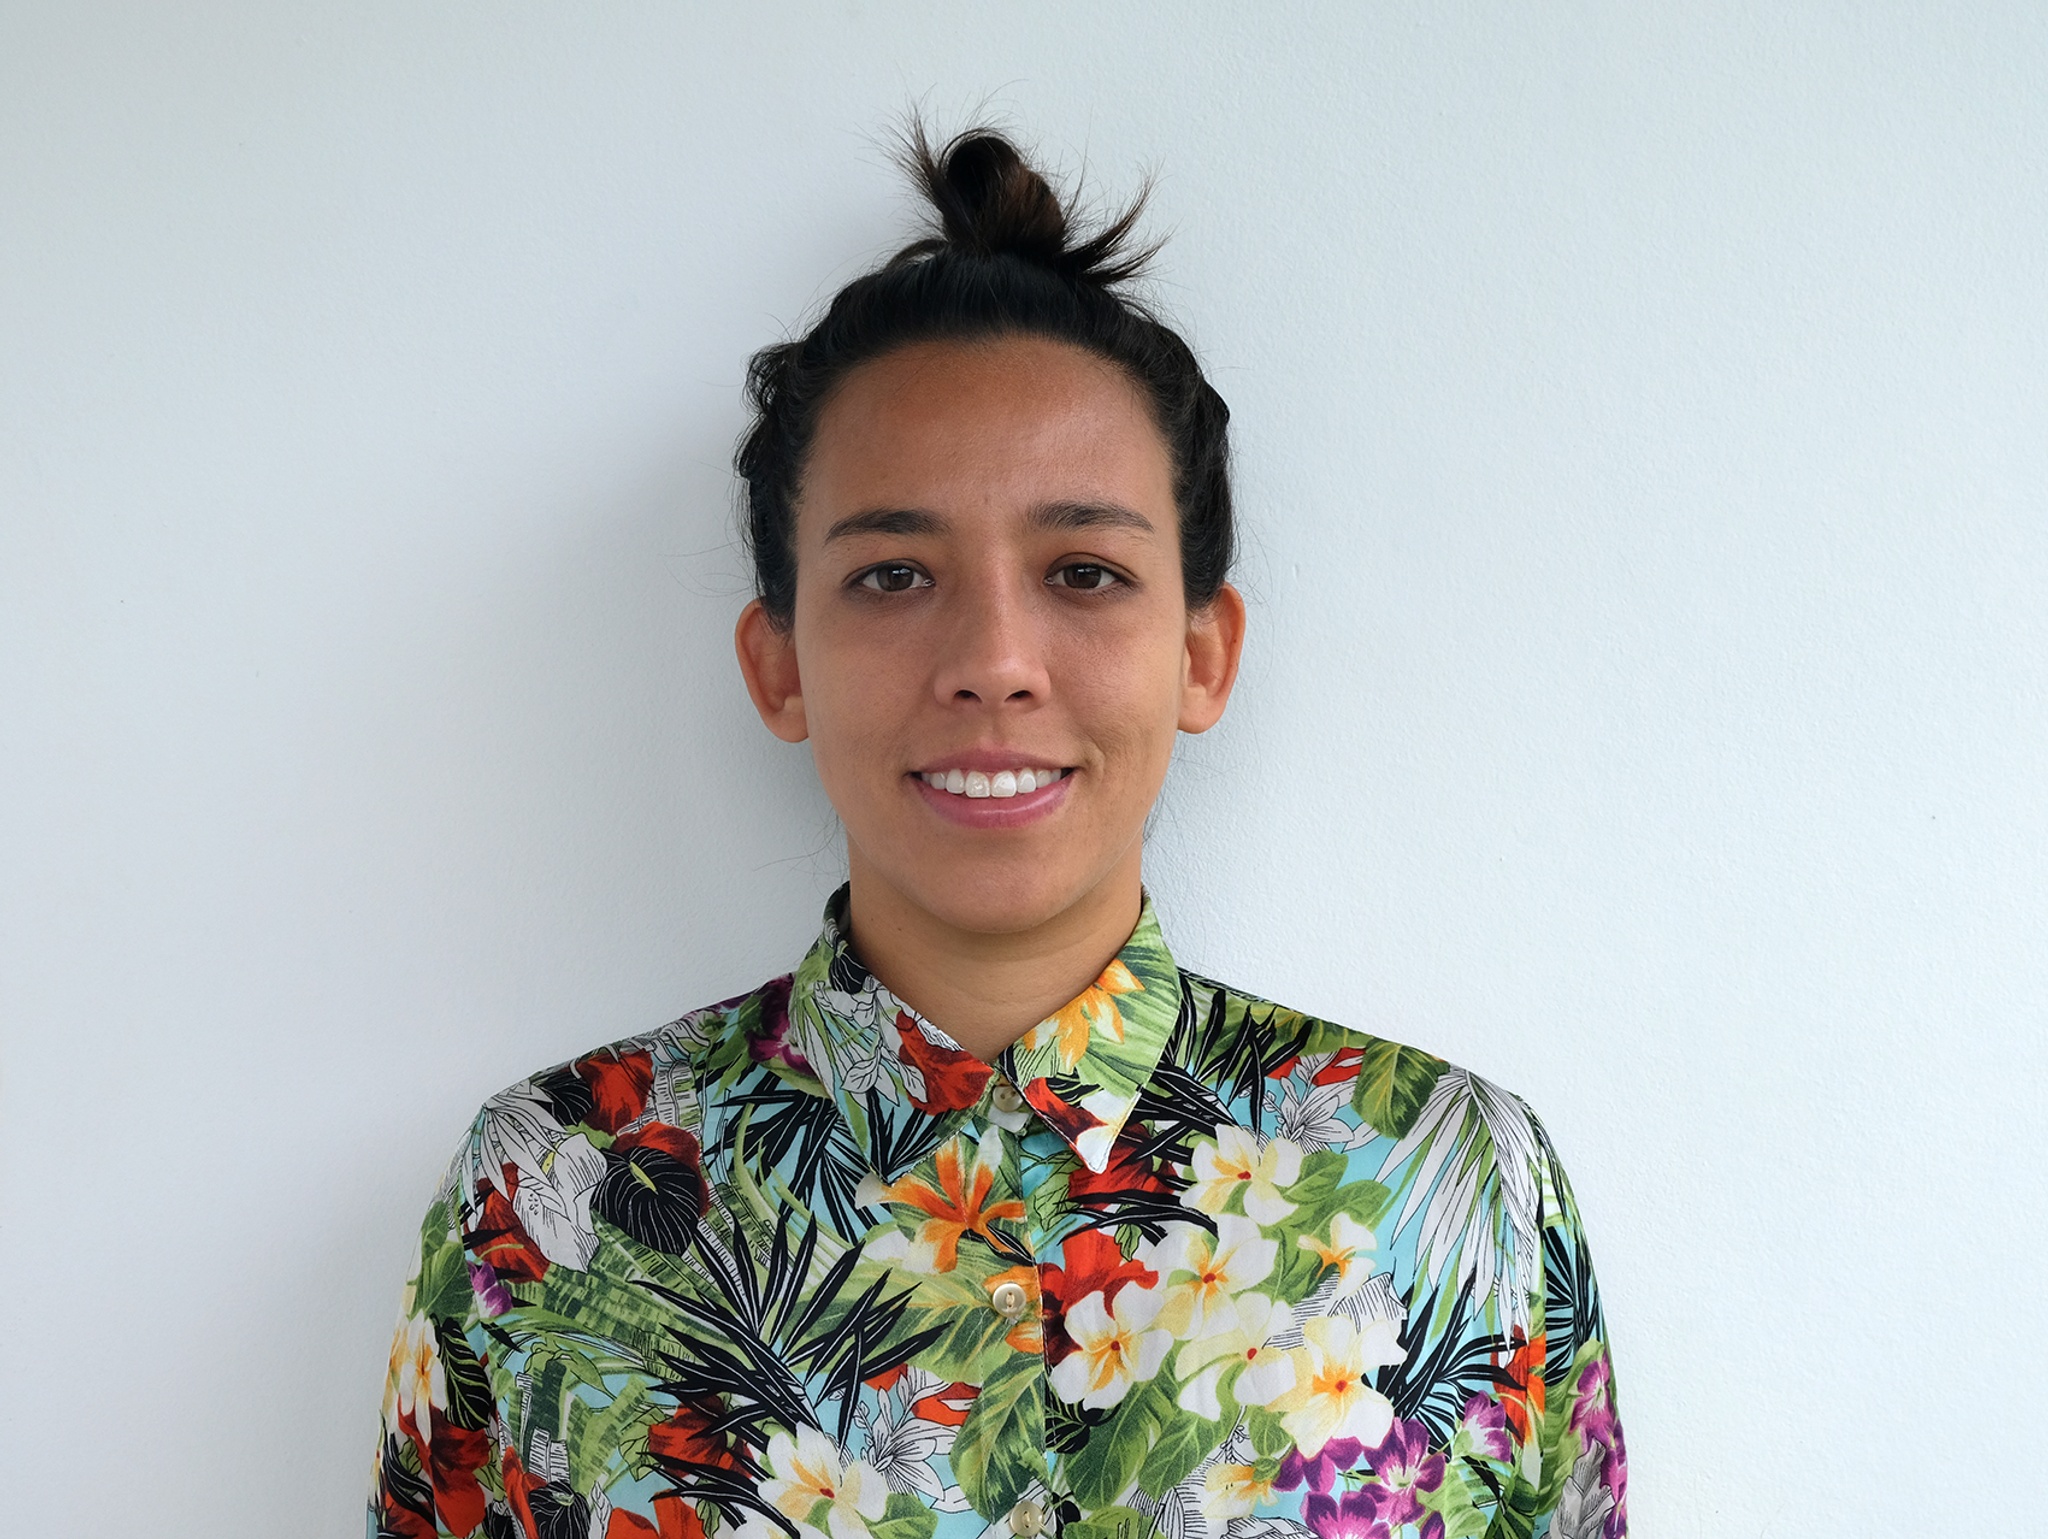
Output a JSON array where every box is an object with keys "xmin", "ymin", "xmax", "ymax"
[
  {"xmin": 1049, "ymin": 562, "xmax": 1124, "ymax": 592},
  {"xmin": 855, "ymin": 563, "xmax": 931, "ymax": 594}
]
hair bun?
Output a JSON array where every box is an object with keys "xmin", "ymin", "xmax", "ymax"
[{"xmin": 902, "ymin": 125, "xmax": 1155, "ymax": 287}]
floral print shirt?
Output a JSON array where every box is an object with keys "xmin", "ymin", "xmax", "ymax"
[{"xmin": 371, "ymin": 890, "xmax": 1627, "ymax": 1539}]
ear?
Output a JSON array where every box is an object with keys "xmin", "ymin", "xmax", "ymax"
[
  {"xmin": 1178, "ymin": 582, "xmax": 1246, "ymax": 734},
  {"xmin": 734, "ymin": 599, "xmax": 810, "ymax": 743}
]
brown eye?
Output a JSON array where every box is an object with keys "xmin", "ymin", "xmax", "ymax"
[
  {"xmin": 1051, "ymin": 563, "xmax": 1120, "ymax": 591},
  {"xmin": 857, "ymin": 563, "xmax": 929, "ymax": 593}
]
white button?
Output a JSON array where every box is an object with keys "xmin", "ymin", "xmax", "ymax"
[
  {"xmin": 991, "ymin": 1080, "xmax": 1027, "ymax": 1115},
  {"xmin": 1008, "ymin": 1499, "xmax": 1046, "ymax": 1538},
  {"xmin": 990, "ymin": 1281, "xmax": 1029, "ymax": 1318}
]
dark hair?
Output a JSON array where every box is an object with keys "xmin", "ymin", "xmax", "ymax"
[{"xmin": 736, "ymin": 125, "xmax": 1233, "ymax": 627}]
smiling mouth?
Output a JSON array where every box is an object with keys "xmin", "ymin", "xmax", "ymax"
[{"xmin": 916, "ymin": 767, "xmax": 1072, "ymax": 800}]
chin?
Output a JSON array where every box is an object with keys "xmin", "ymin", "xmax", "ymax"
[
  {"xmin": 869, "ymin": 842, "xmax": 1104, "ymax": 937},
  {"xmin": 921, "ymin": 868, "xmax": 1087, "ymax": 936}
]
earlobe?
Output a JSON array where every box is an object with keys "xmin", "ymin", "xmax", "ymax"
[
  {"xmin": 1178, "ymin": 583, "xmax": 1246, "ymax": 734},
  {"xmin": 734, "ymin": 600, "xmax": 810, "ymax": 743}
]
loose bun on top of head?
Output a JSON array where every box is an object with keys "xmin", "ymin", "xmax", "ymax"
[
  {"xmin": 892, "ymin": 125, "xmax": 1157, "ymax": 286},
  {"xmin": 737, "ymin": 122, "xmax": 1233, "ymax": 628}
]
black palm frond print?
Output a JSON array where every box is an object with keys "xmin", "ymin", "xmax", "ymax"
[{"xmin": 646, "ymin": 1207, "xmax": 945, "ymax": 1447}]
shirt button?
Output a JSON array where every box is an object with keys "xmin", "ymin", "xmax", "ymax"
[
  {"xmin": 991, "ymin": 1080, "xmax": 1027, "ymax": 1115},
  {"xmin": 990, "ymin": 1281, "xmax": 1029, "ymax": 1319},
  {"xmin": 1008, "ymin": 1499, "xmax": 1046, "ymax": 1537}
]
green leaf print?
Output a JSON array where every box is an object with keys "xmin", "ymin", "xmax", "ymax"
[
  {"xmin": 1064, "ymin": 1407, "xmax": 1149, "ymax": 1509},
  {"xmin": 1135, "ymin": 1408, "xmax": 1223, "ymax": 1499},
  {"xmin": 950, "ymin": 1351, "xmax": 1046, "ymax": 1519},
  {"xmin": 1064, "ymin": 1507, "xmax": 1152, "ymax": 1539},
  {"xmin": 1244, "ymin": 1405, "xmax": 1293, "ymax": 1458},
  {"xmin": 869, "ymin": 1490, "xmax": 939, "ymax": 1539},
  {"xmin": 415, "ymin": 1207, "xmax": 472, "ymax": 1319},
  {"xmin": 1351, "ymin": 1039, "xmax": 1446, "ymax": 1137},
  {"xmin": 1481, "ymin": 1472, "xmax": 1539, "ymax": 1539},
  {"xmin": 1064, "ymin": 1372, "xmax": 1180, "ymax": 1507}
]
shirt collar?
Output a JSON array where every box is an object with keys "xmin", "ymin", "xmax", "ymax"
[{"xmin": 785, "ymin": 885, "xmax": 1183, "ymax": 1179}]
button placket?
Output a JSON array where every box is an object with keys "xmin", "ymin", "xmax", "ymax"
[{"xmin": 989, "ymin": 1280, "xmax": 1030, "ymax": 1319}]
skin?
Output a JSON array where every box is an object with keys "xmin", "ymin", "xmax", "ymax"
[{"xmin": 735, "ymin": 334, "xmax": 1245, "ymax": 1062}]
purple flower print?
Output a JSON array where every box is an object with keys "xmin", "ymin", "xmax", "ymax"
[
  {"xmin": 1459, "ymin": 1393, "xmax": 1513, "ymax": 1462},
  {"xmin": 1571, "ymin": 1355, "xmax": 1620, "ymax": 1452},
  {"xmin": 746, "ymin": 975, "xmax": 811, "ymax": 1073},
  {"xmin": 1277, "ymin": 1438, "xmax": 1365, "ymax": 1494},
  {"xmin": 1361, "ymin": 1418, "xmax": 1445, "ymax": 1526},
  {"xmin": 1601, "ymin": 1422, "xmax": 1630, "ymax": 1539},
  {"xmin": 467, "ymin": 1260, "xmax": 513, "ymax": 1319},
  {"xmin": 1303, "ymin": 1487, "xmax": 1398, "ymax": 1539}
]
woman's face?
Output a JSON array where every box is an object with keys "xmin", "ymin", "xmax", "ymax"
[{"xmin": 737, "ymin": 334, "xmax": 1242, "ymax": 938}]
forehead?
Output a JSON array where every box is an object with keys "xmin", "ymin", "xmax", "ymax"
[{"xmin": 798, "ymin": 335, "xmax": 1174, "ymax": 535}]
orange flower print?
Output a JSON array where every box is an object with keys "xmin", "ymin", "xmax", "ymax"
[
  {"xmin": 1023, "ymin": 959, "xmax": 1143, "ymax": 1071},
  {"xmin": 860, "ymin": 1129, "xmax": 1024, "ymax": 1272},
  {"xmin": 1495, "ymin": 1328, "xmax": 1547, "ymax": 1443}
]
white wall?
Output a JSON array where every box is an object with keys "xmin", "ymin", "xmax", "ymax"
[{"xmin": 3, "ymin": 4, "xmax": 2042, "ymax": 1534}]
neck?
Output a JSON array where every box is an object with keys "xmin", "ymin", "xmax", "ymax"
[{"xmin": 842, "ymin": 849, "xmax": 1144, "ymax": 1064}]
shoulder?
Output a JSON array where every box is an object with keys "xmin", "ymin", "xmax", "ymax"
[
  {"xmin": 1171, "ymin": 967, "xmax": 1571, "ymax": 1248},
  {"xmin": 434, "ymin": 975, "xmax": 796, "ymax": 1241},
  {"xmin": 1177, "ymin": 967, "xmax": 1555, "ymax": 1140}
]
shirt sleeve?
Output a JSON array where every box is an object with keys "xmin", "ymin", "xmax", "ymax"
[
  {"xmin": 1526, "ymin": 1118, "xmax": 1629, "ymax": 1538},
  {"xmin": 368, "ymin": 1135, "xmax": 503, "ymax": 1539}
]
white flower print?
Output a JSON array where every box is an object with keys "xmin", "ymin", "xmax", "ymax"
[
  {"xmin": 510, "ymin": 1131, "xmax": 606, "ymax": 1271},
  {"xmin": 1182, "ymin": 1125, "xmax": 1303, "ymax": 1225},
  {"xmin": 1295, "ymin": 1212, "xmax": 1378, "ymax": 1300},
  {"xmin": 383, "ymin": 1313, "xmax": 446, "ymax": 1443},
  {"xmin": 1175, "ymin": 1291, "xmax": 1297, "ymax": 1418},
  {"xmin": 1269, "ymin": 1313, "xmax": 1405, "ymax": 1456},
  {"xmin": 760, "ymin": 1424, "xmax": 890, "ymax": 1539},
  {"xmin": 1049, "ymin": 1284, "xmax": 1172, "ymax": 1409},
  {"xmin": 857, "ymin": 1367, "xmax": 972, "ymax": 1512},
  {"xmin": 1274, "ymin": 1074, "xmax": 1358, "ymax": 1153},
  {"xmin": 1142, "ymin": 1216, "xmax": 1279, "ymax": 1336}
]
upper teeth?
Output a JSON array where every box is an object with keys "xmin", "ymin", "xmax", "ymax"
[{"xmin": 923, "ymin": 767, "xmax": 1067, "ymax": 799}]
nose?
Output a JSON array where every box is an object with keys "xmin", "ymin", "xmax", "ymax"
[{"xmin": 930, "ymin": 573, "xmax": 1050, "ymax": 710}]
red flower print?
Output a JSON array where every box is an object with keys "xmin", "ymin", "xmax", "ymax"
[
  {"xmin": 645, "ymin": 1395, "xmax": 747, "ymax": 1474},
  {"xmin": 423, "ymin": 1415, "xmax": 492, "ymax": 1535},
  {"xmin": 893, "ymin": 1012, "xmax": 993, "ymax": 1112},
  {"xmin": 1064, "ymin": 1128, "xmax": 1169, "ymax": 1200},
  {"xmin": 499, "ymin": 1447, "xmax": 545, "ymax": 1538},
  {"xmin": 1040, "ymin": 1228, "xmax": 1158, "ymax": 1366},
  {"xmin": 1022, "ymin": 1079, "xmax": 1101, "ymax": 1146},
  {"xmin": 911, "ymin": 1380, "xmax": 980, "ymax": 1427},
  {"xmin": 653, "ymin": 1494, "xmax": 708, "ymax": 1539},
  {"xmin": 468, "ymin": 1181, "xmax": 549, "ymax": 1284},
  {"xmin": 573, "ymin": 1048, "xmax": 654, "ymax": 1133},
  {"xmin": 1313, "ymin": 1046, "xmax": 1366, "ymax": 1086}
]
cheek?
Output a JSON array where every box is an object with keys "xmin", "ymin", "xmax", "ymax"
[
  {"xmin": 794, "ymin": 630, "xmax": 917, "ymax": 777},
  {"xmin": 1060, "ymin": 626, "xmax": 1187, "ymax": 761}
]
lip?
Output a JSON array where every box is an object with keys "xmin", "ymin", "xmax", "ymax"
[
  {"xmin": 910, "ymin": 768, "xmax": 1074, "ymax": 828},
  {"xmin": 910, "ymin": 750, "xmax": 1073, "ymax": 776}
]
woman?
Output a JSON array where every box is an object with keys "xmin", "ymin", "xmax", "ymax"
[{"xmin": 370, "ymin": 128, "xmax": 1628, "ymax": 1539}]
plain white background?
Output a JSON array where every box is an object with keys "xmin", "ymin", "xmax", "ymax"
[{"xmin": 3, "ymin": 4, "xmax": 2043, "ymax": 1535}]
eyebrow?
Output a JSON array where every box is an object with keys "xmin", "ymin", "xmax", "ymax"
[
  {"xmin": 821, "ymin": 501, "xmax": 1156, "ymax": 543},
  {"xmin": 1029, "ymin": 500, "xmax": 1156, "ymax": 535},
  {"xmin": 822, "ymin": 508, "xmax": 947, "ymax": 542}
]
